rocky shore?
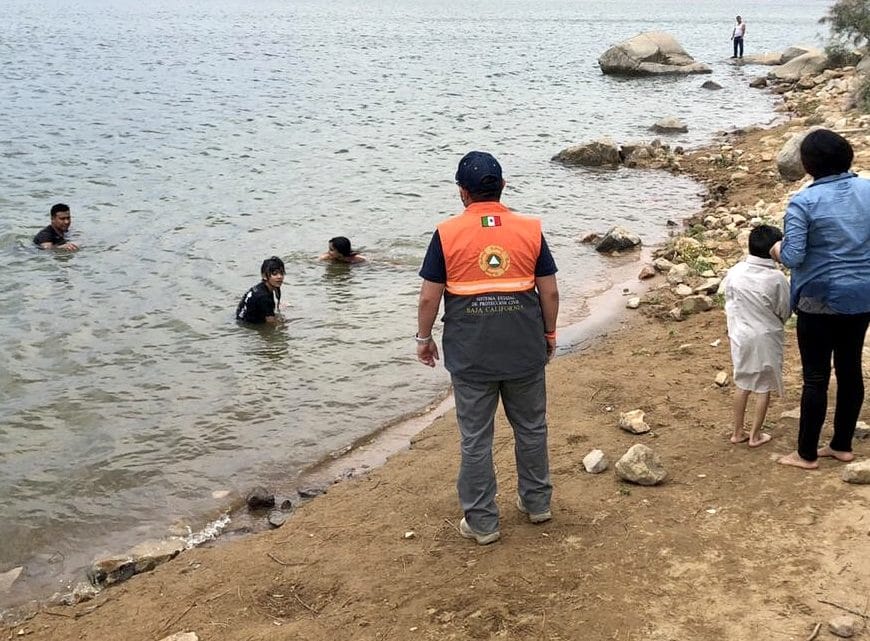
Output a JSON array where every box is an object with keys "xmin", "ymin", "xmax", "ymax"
[{"xmin": 4, "ymin": 60, "xmax": 870, "ymax": 641}]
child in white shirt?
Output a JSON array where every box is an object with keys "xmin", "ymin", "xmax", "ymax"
[{"xmin": 721, "ymin": 225, "xmax": 791, "ymax": 447}]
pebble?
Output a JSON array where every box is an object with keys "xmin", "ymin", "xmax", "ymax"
[{"xmin": 828, "ymin": 615, "xmax": 857, "ymax": 638}]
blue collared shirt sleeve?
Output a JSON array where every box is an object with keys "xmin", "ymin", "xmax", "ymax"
[
  {"xmin": 535, "ymin": 234, "xmax": 558, "ymax": 276},
  {"xmin": 780, "ymin": 198, "xmax": 808, "ymax": 268},
  {"xmin": 419, "ymin": 230, "xmax": 446, "ymax": 283}
]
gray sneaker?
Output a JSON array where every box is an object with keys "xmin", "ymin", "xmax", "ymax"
[
  {"xmin": 459, "ymin": 518, "xmax": 501, "ymax": 545},
  {"xmin": 516, "ymin": 494, "xmax": 552, "ymax": 524}
]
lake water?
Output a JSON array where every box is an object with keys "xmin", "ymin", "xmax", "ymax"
[{"xmin": 0, "ymin": 0, "xmax": 829, "ymax": 607}]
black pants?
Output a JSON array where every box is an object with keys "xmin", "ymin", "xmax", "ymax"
[
  {"xmin": 733, "ymin": 36, "xmax": 744, "ymax": 58},
  {"xmin": 796, "ymin": 311, "xmax": 870, "ymax": 460}
]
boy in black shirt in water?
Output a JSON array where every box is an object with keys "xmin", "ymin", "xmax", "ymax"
[{"xmin": 236, "ymin": 256, "xmax": 285, "ymax": 324}]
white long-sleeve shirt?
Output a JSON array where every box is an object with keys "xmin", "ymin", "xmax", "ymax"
[{"xmin": 721, "ymin": 255, "xmax": 790, "ymax": 394}]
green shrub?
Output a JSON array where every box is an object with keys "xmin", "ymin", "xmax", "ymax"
[{"xmin": 820, "ymin": 0, "xmax": 870, "ymax": 47}]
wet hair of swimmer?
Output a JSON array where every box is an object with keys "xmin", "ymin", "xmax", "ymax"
[
  {"xmin": 329, "ymin": 236, "xmax": 358, "ymax": 257},
  {"xmin": 748, "ymin": 224, "xmax": 783, "ymax": 259},
  {"xmin": 800, "ymin": 128, "xmax": 854, "ymax": 179},
  {"xmin": 260, "ymin": 256, "xmax": 285, "ymax": 277},
  {"xmin": 50, "ymin": 203, "xmax": 70, "ymax": 217}
]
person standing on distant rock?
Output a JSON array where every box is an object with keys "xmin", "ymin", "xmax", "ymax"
[
  {"xmin": 415, "ymin": 151, "xmax": 560, "ymax": 545},
  {"xmin": 731, "ymin": 15, "xmax": 746, "ymax": 59},
  {"xmin": 770, "ymin": 129, "xmax": 870, "ymax": 470}
]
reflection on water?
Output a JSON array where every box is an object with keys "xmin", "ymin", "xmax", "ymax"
[{"xmin": 0, "ymin": 0, "xmax": 828, "ymax": 608}]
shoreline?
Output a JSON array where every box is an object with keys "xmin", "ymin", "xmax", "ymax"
[{"xmin": 6, "ymin": 63, "xmax": 870, "ymax": 639}]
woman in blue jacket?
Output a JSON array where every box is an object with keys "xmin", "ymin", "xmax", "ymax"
[{"xmin": 771, "ymin": 129, "xmax": 870, "ymax": 469}]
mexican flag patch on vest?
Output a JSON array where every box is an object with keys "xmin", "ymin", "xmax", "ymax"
[{"xmin": 480, "ymin": 215, "xmax": 501, "ymax": 227}]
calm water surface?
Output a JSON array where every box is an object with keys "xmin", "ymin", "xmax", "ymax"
[{"xmin": 0, "ymin": 0, "xmax": 828, "ymax": 604}]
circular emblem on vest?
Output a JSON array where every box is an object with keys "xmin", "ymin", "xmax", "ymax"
[{"xmin": 478, "ymin": 244, "xmax": 511, "ymax": 278}]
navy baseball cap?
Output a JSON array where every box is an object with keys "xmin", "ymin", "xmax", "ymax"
[{"xmin": 455, "ymin": 151, "xmax": 503, "ymax": 194}]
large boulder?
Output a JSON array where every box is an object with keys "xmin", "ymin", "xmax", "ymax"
[
  {"xmin": 742, "ymin": 51, "xmax": 784, "ymax": 66},
  {"xmin": 776, "ymin": 126, "xmax": 822, "ymax": 181},
  {"xmin": 552, "ymin": 138, "xmax": 620, "ymax": 168},
  {"xmin": 599, "ymin": 32, "xmax": 712, "ymax": 76},
  {"xmin": 858, "ymin": 53, "xmax": 870, "ymax": 76},
  {"xmin": 770, "ymin": 49, "xmax": 828, "ymax": 81},
  {"xmin": 781, "ymin": 45, "xmax": 816, "ymax": 63}
]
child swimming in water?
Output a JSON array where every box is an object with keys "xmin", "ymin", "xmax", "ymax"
[{"xmin": 319, "ymin": 236, "xmax": 367, "ymax": 264}]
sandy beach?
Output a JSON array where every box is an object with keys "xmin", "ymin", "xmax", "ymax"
[{"xmin": 5, "ymin": 66, "xmax": 870, "ymax": 641}]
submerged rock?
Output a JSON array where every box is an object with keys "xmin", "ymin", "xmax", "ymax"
[
  {"xmin": 552, "ymin": 139, "xmax": 620, "ymax": 168},
  {"xmin": 651, "ymin": 117, "xmax": 688, "ymax": 133},
  {"xmin": 701, "ymin": 80, "xmax": 723, "ymax": 90},
  {"xmin": 246, "ymin": 486, "xmax": 276, "ymax": 509},
  {"xmin": 595, "ymin": 226, "xmax": 641, "ymax": 253},
  {"xmin": 0, "ymin": 566, "xmax": 23, "ymax": 594}
]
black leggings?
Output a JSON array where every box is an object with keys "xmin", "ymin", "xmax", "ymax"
[
  {"xmin": 796, "ymin": 311, "xmax": 870, "ymax": 460},
  {"xmin": 733, "ymin": 36, "xmax": 744, "ymax": 58}
]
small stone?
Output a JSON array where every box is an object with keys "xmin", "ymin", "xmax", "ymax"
[
  {"xmin": 297, "ymin": 486, "xmax": 326, "ymax": 499},
  {"xmin": 211, "ymin": 490, "xmax": 230, "ymax": 500},
  {"xmin": 267, "ymin": 510, "xmax": 287, "ymax": 528},
  {"xmin": 841, "ymin": 460, "xmax": 870, "ymax": 484},
  {"xmin": 694, "ymin": 278, "xmax": 721, "ymax": 294},
  {"xmin": 579, "ymin": 232, "xmax": 600, "ymax": 244},
  {"xmin": 159, "ymin": 633, "xmax": 199, "ymax": 641},
  {"xmin": 618, "ymin": 409, "xmax": 650, "ymax": 434},
  {"xmin": 715, "ymin": 371, "xmax": 729, "ymax": 387},
  {"xmin": 626, "ymin": 297, "xmax": 641, "ymax": 309},
  {"xmin": 780, "ymin": 407, "xmax": 801, "ymax": 422},
  {"xmin": 828, "ymin": 615, "xmax": 857, "ymax": 638},
  {"xmin": 702, "ymin": 80, "xmax": 723, "ymax": 90},
  {"xmin": 681, "ymin": 295, "xmax": 714, "ymax": 315},
  {"xmin": 583, "ymin": 449, "xmax": 609, "ymax": 474},
  {"xmin": 246, "ymin": 486, "xmax": 275, "ymax": 509},
  {"xmin": 403, "ymin": 531, "xmax": 416, "ymax": 540},
  {"xmin": 854, "ymin": 421, "xmax": 870, "ymax": 440},
  {"xmin": 280, "ymin": 499, "xmax": 293, "ymax": 510},
  {"xmin": 668, "ymin": 307, "xmax": 684, "ymax": 322},
  {"xmin": 653, "ymin": 257, "xmax": 675, "ymax": 273},
  {"xmin": 666, "ymin": 263, "xmax": 692, "ymax": 285},
  {"xmin": 673, "ymin": 284, "xmax": 693, "ymax": 297},
  {"xmin": 615, "ymin": 444, "xmax": 667, "ymax": 486},
  {"xmin": 637, "ymin": 264, "xmax": 656, "ymax": 280}
]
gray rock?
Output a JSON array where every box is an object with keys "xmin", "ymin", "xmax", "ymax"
[
  {"xmin": 701, "ymin": 80, "xmax": 723, "ymax": 90},
  {"xmin": 246, "ymin": 486, "xmax": 276, "ymax": 509},
  {"xmin": 771, "ymin": 49, "xmax": 828, "ymax": 81},
  {"xmin": 681, "ymin": 295, "xmax": 714, "ymax": 315},
  {"xmin": 598, "ymin": 31, "xmax": 712, "ymax": 76},
  {"xmin": 615, "ymin": 444, "xmax": 668, "ymax": 486},
  {"xmin": 268, "ymin": 510, "xmax": 287, "ymax": 528},
  {"xmin": 854, "ymin": 421, "xmax": 870, "ymax": 440},
  {"xmin": 595, "ymin": 226, "xmax": 642, "ymax": 253},
  {"xmin": 668, "ymin": 307, "xmax": 684, "ymax": 322},
  {"xmin": 653, "ymin": 257, "xmax": 675, "ymax": 273},
  {"xmin": 0, "ymin": 566, "xmax": 23, "ymax": 594},
  {"xmin": 776, "ymin": 127, "xmax": 822, "ymax": 181},
  {"xmin": 579, "ymin": 232, "xmax": 601, "ymax": 244},
  {"xmin": 651, "ymin": 117, "xmax": 688, "ymax": 133},
  {"xmin": 280, "ymin": 499, "xmax": 294, "ymax": 510},
  {"xmin": 841, "ymin": 460, "xmax": 870, "ymax": 484},
  {"xmin": 742, "ymin": 52, "xmax": 784, "ymax": 66},
  {"xmin": 858, "ymin": 53, "xmax": 870, "ymax": 76},
  {"xmin": 781, "ymin": 45, "xmax": 815, "ymax": 64},
  {"xmin": 637, "ymin": 264, "xmax": 656, "ymax": 280},
  {"xmin": 749, "ymin": 77, "xmax": 768, "ymax": 88},
  {"xmin": 553, "ymin": 139, "xmax": 620, "ymax": 168},
  {"xmin": 583, "ymin": 449, "xmax": 609, "ymax": 474},
  {"xmin": 693, "ymin": 278, "xmax": 722, "ymax": 294},
  {"xmin": 673, "ymin": 284, "xmax": 693, "ymax": 297},
  {"xmin": 666, "ymin": 263, "xmax": 692, "ymax": 285},
  {"xmin": 89, "ymin": 538, "xmax": 186, "ymax": 587},
  {"xmin": 618, "ymin": 409, "xmax": 650, "ymax": 434},
  {"xmin": 626, "ymin": 297, "xmax": 641, "ymax": 309},
  {"xmin": 828, "ymin": 615, "xmax": 857, "ymax": 638}
]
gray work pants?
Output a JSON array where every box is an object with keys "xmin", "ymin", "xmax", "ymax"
[{"xmin": 452, "ymin": 368, "xmax": 552, "ymax": 534}]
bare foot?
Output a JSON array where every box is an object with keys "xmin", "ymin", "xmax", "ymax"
[
  {"xmin": 817, "ymin": 446, "xmax": 855, "ymax": 462},
  {"xmin": 730, "ymin": 432, "xmax": 750, "ymax": 444},
  {"xmin": 749, "ymin": 433, "xmax": 772, "ymax": 448},
  {"xmin": 777, "ymin": 451, "xmax": 819, "ymax": 469}
]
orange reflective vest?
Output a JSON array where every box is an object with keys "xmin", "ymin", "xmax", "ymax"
[{"xmin": 437, "ymin": 202, "xmax": 541, "ymax": 297}]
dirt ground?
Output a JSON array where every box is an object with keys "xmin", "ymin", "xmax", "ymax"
[{"xmin": 6, "ymin": 75, "xmax": 870, "ymax": 641}]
